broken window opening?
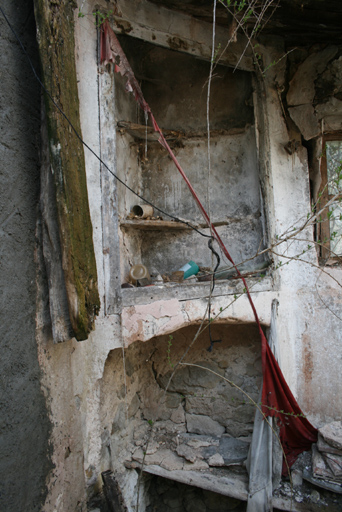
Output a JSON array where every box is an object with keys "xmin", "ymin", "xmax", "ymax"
[{"xmin": 318, "ymin": 134, "xmax": 342, "ymax": 261}]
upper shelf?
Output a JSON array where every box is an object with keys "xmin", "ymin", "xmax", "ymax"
[
  {"xmin": 120, "ymin": 220, "xmax": 192, "ymax": 230},
  {"xmin": 117, "ymin": 121, "xmax": 183, "ymax": 141},
  {"xmin": 119, "ymin": 219, "xmax": 231, "ymax": 231},
  {"xmin": 116, "ymin": 121, "xmax": 248, "ymax": 142}
]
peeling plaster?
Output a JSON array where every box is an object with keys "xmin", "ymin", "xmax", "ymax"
[{"xmin": 121, "ymin": 293, "xmax": 276, "ymax": 346}]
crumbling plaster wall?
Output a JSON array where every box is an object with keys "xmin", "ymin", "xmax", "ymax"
[
  {"xmin": 33, "ymin": 8, "xmax": 124, "ymax": 511},
  {"xmin": 255, "ymin": 39, "xmax": 342, "ymax": 424},
  {"xmin": 121, "ymin": 289, "xmax": 275, "ymax": 346},
  {"xmin": 34, "ymin": 2, "xmax": 342, "ymax": 510},
  {"xmin": 35, "ymin": 305, "xmax": 121, "ymax": 511}
]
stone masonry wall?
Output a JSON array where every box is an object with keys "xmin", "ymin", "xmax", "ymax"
[{"xmin": 100, "ymin": 322, "xmax": 262, "ymax": 501}]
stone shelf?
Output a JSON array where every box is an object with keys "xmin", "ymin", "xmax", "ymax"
[
  {"xmin": 117, "ymin": 120, "xmax": 183, "ymax": 141},
  {"xmin": 130, "ymin": 463, "xmax": 249, "ymax": 501},
  {"xmin": 125, "ymin": 463, "xmax": 332, "ymax": 512},
  {"xmin": 120, "ymin": 220, "xmax": 192, "ymax": 230},
  {"xmin": 119, "ymin": 219, "xmax": 231, "ymax": 231},
  {"xmin": 121, "ymin": 275, "xmax": 274, "ymax": 307},
  {"xmin": 117, "ymin": 120, "xmax": 247, "ymax": 142}
]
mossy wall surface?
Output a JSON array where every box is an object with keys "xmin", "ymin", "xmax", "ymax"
[{"xmin": 34, "ymin": 0, "xmax": 100, "ymax": 340}]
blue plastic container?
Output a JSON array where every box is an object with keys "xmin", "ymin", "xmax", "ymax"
[{"xmin": 178, "ymin": 260, "xmax": 199, "ymax": 279}]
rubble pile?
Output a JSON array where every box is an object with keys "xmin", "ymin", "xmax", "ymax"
[
  {"xmin": 130, "ymin": 432, "xmax": 250, "ymax": 472},
  {"xmin": 312, "ymin": 421, "xmax": 342, "ymax": 486}
]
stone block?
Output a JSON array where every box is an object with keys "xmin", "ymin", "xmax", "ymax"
[
  {"xmin": 316, "ymin": 55, "xmax": 342, "ymax": 102},
  {"xmin": 146, "ymin": 440, "xmax": 160, "ymax": 455},
  {"xmin": 183, "ymin": 459, "xmax": 209, "ymax": 471},
  {"xmin": 141, "ymin": 385, "xmax": 170, "ymax": 421},
  {"xmin": 319, "ymin": 421, "xmax": 342, "ymax": 451},
  {"xmin": 245, "ymin": 363, "xmax": 262, "ymax": 378},
  {"xmin": 287, "ymin": 46, "xmax": 338, "ymax": 106},
  {"xmin": 133, "ymin": 422, "xmax": 149, "ymax": 441},
  {"xmin": 234, "ymin": 404, "xmax": 255, "ymax": 423},
  {"xmin": 186, "ymin": 413, "xmax": 225, "ymax": 436},
  {"xmin": 217, "ymin": 384, "xmax": 245, "ymax": 402},
  {"xmin": 317, "ymin": 434, "xmax": 342, "ymax": 455},
  {"xmin": 315, "ymin": 97, "xmax": 342, "ymax": 119},
  {"xmin": 176, "ymin": 433, "xmax": 248, "ymax": 467},
  {"xmin": 208, "ymin": 453, "xmax": 225, "ymax": 466},
  {"xmin": 154, "ymin": 420, "xmax": 187, "ymax": 434},
  {"xmin": 111, "ymin": 403, "xmax": 127, "ymax": 433},
  {"xmin": 322, "ymin": 115, "xmax": 342, "ymax": 133},
  {"xmin": 324, "ymin": 452, "xmax": 342, "ymax": 478},
  {"xmin": 128, "ymin": 393, "xmax": 140, "ymax": 418},
  {"xmin": 160, "ymin": 450, "xmax": 185, "ymax": 471},
  {"xmin": 288, "ymin": 104, "xmax": 320, "ymax": 140},
  {"xmin": 171, "ymin": 405, "xmax": 185, "ymax": 424},
  {"xmin": 132, "ymin": 447, "xmax": 162, "ymax": 465},
  {"xmin": 291, "ymin": 469, "xmax": 303, "ymax": 487},
  {"xmin": 203, "ymin": 436, "xmax": 249, "ymax": 465},
  {"xmin": 178, "ymin": 433, "xmax": 220, "ymax": 448},
  {"xmin": 165, "ymin": 392, "xmax": 183, "ymax": 409},
  {"xmin": 224, "ymin": 369, "xmax": 247, "ymax": 387},
  {"xmin": 312, "ymin": 444, "xmax": 335, "ymax": 480},
  {"xmin": 185, "ymin": 396, "xmax": 234, "ymax": 425},
  {"xmin": 176, "ymin": 444, "xmax": 198, "ymax": 462},
  {"xmin": 225, "ymin": 420, "xmax": 254, "ymax": 439},
  {"xmin": 133, "ymin": 447, "xmax": 184, "ymax": 470},
  {"xmin": 158, "ymin": 361, "xmax": 224, "ymax": 393}
]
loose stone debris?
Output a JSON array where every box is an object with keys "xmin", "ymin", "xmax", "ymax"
[{"xmin": 310, "ymin": 421, "xmax": 342, "ymax": 489}]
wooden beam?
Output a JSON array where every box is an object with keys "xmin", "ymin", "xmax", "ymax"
[
  {"xmin": 99, "ymin": 68, "xmax": 122, "ymax": 314},
  {"xmin": 34, "ymin": 0, "xmax": 100, "ymax": 340},
  {"xmin": 114, "ymin": 0, "xmax": 254, "ymax": 72}
]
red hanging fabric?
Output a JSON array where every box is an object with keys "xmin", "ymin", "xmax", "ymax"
[
  {"xmin": 100, "ymin": 20, "xmax": 317, "ymax": 473},
  {"xmin": 262, "ymin": 338, "xmax": 317, "ymax": 473}
]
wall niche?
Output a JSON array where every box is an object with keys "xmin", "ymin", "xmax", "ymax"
[
  {"xmin": 100, "ymin": 322, "xmax": 263, "ymax": 504},
  {"xmin": 114, "ymin": 35, "xmax": 266, "ymax": 284}
]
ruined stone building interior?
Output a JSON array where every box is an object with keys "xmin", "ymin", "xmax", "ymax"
[{"xmin": 1, "ymin": 1, "xmax": 342, "ymax": 511}]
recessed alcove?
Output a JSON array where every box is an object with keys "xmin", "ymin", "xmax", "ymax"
[
  {"xmin": 100, "ymin": 322, "xmax": 264, "ymax": 507},
  {"xmin": 113, "ymin": 35, "xmax": 267, "ymax": 283}
]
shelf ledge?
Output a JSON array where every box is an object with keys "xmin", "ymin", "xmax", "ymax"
[{"xmin": 120, "ymin": 220, "xmax": 193, "ymax": 230}]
